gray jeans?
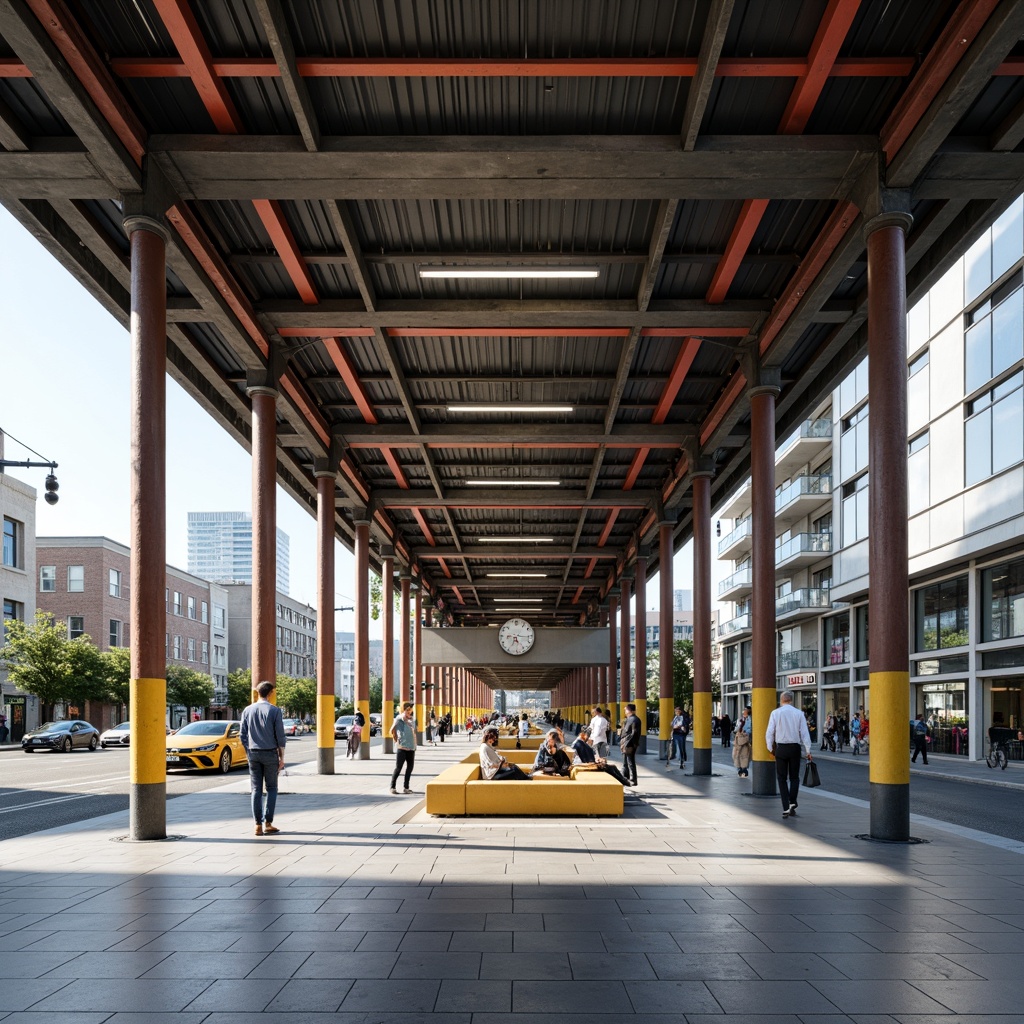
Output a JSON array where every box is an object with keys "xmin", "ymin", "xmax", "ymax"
[{"xmin": 248, "ymin": 748, "xmax": 280, "ymax": 824}]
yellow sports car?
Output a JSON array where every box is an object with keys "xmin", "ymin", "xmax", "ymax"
[{"xmin": 166, "ymin": 720, "xmax": 247, "ymax": 773}]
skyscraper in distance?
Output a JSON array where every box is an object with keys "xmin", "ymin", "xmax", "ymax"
[{"xmin": 187, "ymin": 511, "xmax": 289, "ymax": 595}]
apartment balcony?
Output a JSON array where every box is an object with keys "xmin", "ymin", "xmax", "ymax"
[
  {"xmin": 775, "ymin": 531, "xmax": 832, "ymax": 572},
  {"xmin": 775, "ymin": 417, "xmax": 833, "ymax": 480},
  {"xmin": 717, "ymin": 480, "xmax": 751, "ymax": 520},
  {"xmin": 718, "ymin": 611, "xmax": 752, "ymax": 639},
  {"xmin": 718, "ymin": 516, "xmax": 752, "ymax": 559},
  {"xmin": 777, "ymin": 649, "xmax": 819, "ymax": 672},
  {"xmin": 775, "ymin": 473, "xmax": 832, "ymax": 523},
  {"xmin": 775, "ymin": 588, "xmax": 833, "ymax": 623},
  {"xmin": 718, "ymin": 565, "xmax": 753, "ymax": 602}
]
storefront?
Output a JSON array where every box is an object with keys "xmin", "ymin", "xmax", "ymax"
[
  {"xmin": 984, "ymin": 676, "xmax": 1023, "ymax": 761},
  {"xmin": 914, "ymin": 679, "xmax": 969, "ymax": 757}
]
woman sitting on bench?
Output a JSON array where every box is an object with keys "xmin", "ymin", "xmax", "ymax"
[
  {"xmin": 479, "ymin": 726, "xmax": 531, "ymax": 780},
  {"xmin": 533, "ymin": 729, "xmax": 573, "ymax": 777}
]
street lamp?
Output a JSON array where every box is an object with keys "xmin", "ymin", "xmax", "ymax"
[{"xmin": 0, "ymin": 434, "xmax": 60, "ymax": 504}]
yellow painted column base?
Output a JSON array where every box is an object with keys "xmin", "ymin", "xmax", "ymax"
[
  {"xmin": 357, "ymin": 699, "xmax": 371, "ymax": 759},
  {"xmin": 130, "ymin": 676, "xmax": 167, "ymax": 786},
  {"xmin": 317, "ymin": 694, "xmax": 335, "ymax": 749},
  {"xmin": 751, "ymin": 687, "xmax": 776, "ymax": 763},
  {"xmin": 692, "ymin": 690, "xmax": 712, "ymax": 750},
  {"xmin": 635, "ymin": 698, "xmax": 647, "ymax": 737},
  {"xmin": 659, "ymin": 697, "xmax": 673, "ymax": 743},
  {"xmin": 869, "ymin": 671, "xmax": 910, "ymax": 785}
]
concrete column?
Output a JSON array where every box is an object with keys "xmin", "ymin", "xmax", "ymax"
[
  {"xmin": 659, "ymin": 519, "xmax": 674, "ymax": 762},
  {"xmin": 249, "ymin": 383, "xmax": 278, "ymax": 701},
  {"xmin": 124, "ymin": 215, "xmax": 168, "ymax": 841},
  {"xmin": 630, "ymin": 557, "xmax": 647, "ymax": 757},
  {"xmin": 692, "ymin": 471, "xmax": 714, "ymax": 776},
  {"xmin": 867, "ymin": 210, "xmax": 914, "ymax": 841},
  {"xmin": 314, "ymin": 465, "xmax": 336, "ymax": 774},
  {"xmin": 381, "ymin": 551, "xmax": 395, "ymax": 755},
  {"xmin": 750, "ymin": 380, "xmax": 781, "ymax": 797},
  {"xmin": 354, "ymin": 517, "xmax": 371, "ymax": 759}
]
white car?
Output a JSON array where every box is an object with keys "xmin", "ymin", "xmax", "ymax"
[{"xmin": 100, "ymin": 721, "xmax": 131, "ymax": 748}]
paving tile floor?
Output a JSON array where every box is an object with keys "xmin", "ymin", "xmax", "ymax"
[{"xmin": 0, "ymin": 739, "xmax": 1023, "ymax": 1021}]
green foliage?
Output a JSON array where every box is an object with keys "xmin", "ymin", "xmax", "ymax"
[
  {"xmin": 338, "ymin": 701, "xmax": 354, "ymax": 715},
  {"xmin": 102, "ymin": 647, "xmax": 132, "ymax": 708},
  {"xmin": 165, "ymin": 664, "xmax": 214, "ymax": 711},
  {"xmin": 0, "ymin": 611, "xmax": 107, "ymax": 708},
  {"xmin": 275, "ymin": 676, "xmax": 318, "ymax": 717},
  {"xmin": 369, "ymin": 571, "xmax": 401, "ymax": 622},
  {"xmin": 227, "ymin": 667, "xmax": 252, "ymax": 712},
  {"xmin": 369, "ymin": 674, "xmax": 382, "ymax": 713}
]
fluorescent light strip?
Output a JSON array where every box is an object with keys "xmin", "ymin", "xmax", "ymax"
[
  {"xmin": 494, "ymin": 599, "xmax": 543, "ymax": 604},
  {"xmin": 477, "ymin": 537, "xmax": 554, "ymax": 543},
  {"xmin": 419, "ymin": 266, "xmax": 600, "ymax": 280},
  {"xmin": 487, "ymin": 573, "xmax": 548, "ymax": 578},
  {"xmin": 464, "ymin": 479, "xmax": 561, "ymax": 487},
  {"xmin": 448, "ymin": 404, "xmax": 574, "ymax": 413},
  {"xmin": 493, "ymin": 607, "xmax": 543, "ymax": 612}
]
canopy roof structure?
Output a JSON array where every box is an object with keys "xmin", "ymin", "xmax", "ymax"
[{"xmin": 3, "ymin": 0, "xmax": 1024, "ymax": 639}]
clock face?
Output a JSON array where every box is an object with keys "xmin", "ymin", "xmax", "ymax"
[{"xmin": 498, "ymin": 617, "xmax": 535, "ymax": 656}]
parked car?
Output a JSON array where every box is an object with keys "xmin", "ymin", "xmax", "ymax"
[
  {"xmin": 22, "ymin": 720, "xmax": 100, "ymax": 753},
  {"xmin": 165, "ymin": 720, "xmax": 246, "ymax": 773},
  {"xmin": 369, "ymin": 713, "xmax": 382, "ymax": 736},
  {"xmin": 334, "ymin": 715, "xmax": 355, "ymax": 739},
  {"xmin": 283, "ymin": 718, "xmax": 302, "ymax": 737},
  {"xmin": 100, "ymin": 721, "xmax": 131, "ymax": 748}
]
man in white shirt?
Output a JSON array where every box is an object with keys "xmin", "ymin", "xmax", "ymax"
[
  {"xmin": 765, "ymin": 691, "xmax": 813, "ymax": 819},
  {"xmin": 588, "ymin": 706, "xmax": 610, "ymax": 759}
]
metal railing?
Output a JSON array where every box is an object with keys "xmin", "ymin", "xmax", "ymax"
[
  {"xmin": 775, "ymin": 587, "xmax": 832, "ymax": 616},
  {"xmin": 717, "ymin": 515, "xmax": 751, "ymax": 556},
  {"xmin": 775, "ymin": 531, "xmax": 832, "ymax": 562},
  {"xmin": 775, "ymin": 473, "xmax": 832, "ymax": 512},
  {"xmin": 718, "ymin": 612, "xmax": 752, "ymax": 638},
  {"xmin": 718, "ymin": 564, "xmax": 752, "ymax": 597},
  {"xmin": 777, "ymin": 649, "xmax": 818, "ymax": 671}
]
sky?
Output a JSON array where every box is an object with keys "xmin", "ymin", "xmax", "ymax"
[{"xmin": 0, "ymin": 206, "xmax": 715, "ymax": 636}]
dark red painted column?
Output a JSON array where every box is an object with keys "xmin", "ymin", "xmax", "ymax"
[
  {"xmin": 413, "ymin": 583, "xmax": 423, "ymax": 740},
  {"xmin": 381, "ymin": 550, "xmax": 395, "ymax": 754},
  {"xmin": 315, "ymin": 465, "xmax": 336, "ymax": 774},
  {"xmin": 248, "ymin": 384, "xmax": 278, "ymax": 699},
  {"xmin": 867, "ymin": 211, "xmax": 914, "ymax": 841},
  {"xmin": 692, "ymin": 470, "xmax": 713, "ymax": 775},
  {"xmin": 750, "ymin": 379, "xmax": 780, "ymax": 797},
  {"xmin": 607, "ymin": 589, "xmax": 619, "ymax": 735},
  {"xmin": 634, "ymin": 558, "xmax": 648, "ymax": 753},
  {"xmin": 354, "ymin": 517, "xmax": 371, "ymax": 759},
  {"xmin": 125, "ymin": 215, "xmax": 168, "ymax": 841},
  {"xmin": 659, "ymin": 519, "xmax": 674, "ymax": 760},
  {"xmin": 620, "ymin": 575, "xmax": 632, "ymax": 734}
]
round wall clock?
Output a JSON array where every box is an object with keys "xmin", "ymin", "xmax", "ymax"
[{"xmin": 498, "ymin": 617, "xmax": 535, "ymax": 655}]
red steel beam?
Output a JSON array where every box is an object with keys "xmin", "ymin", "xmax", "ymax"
[
  {"xmin": 106, "ymin": 55, "xmax": 918, "ymax": 79},
  {"xmin": 597, "ymin": 509, "xmax": 621, "ymax": 547},
  {"xmin": 572, "ymin": 587, "xmax": 584, "ymax": 604},
  {"xmin": 437, "ymin": 558, "xmax": 452, "ymax": 579},
  {"xmin": 411, "ymin": 508, "xmax": 436, "ymax": 546},
  {"xmin": 380, "ymin": 449, "xmax": 410, "ymax": 490},
  {"xmin": 252, "ymin": 199, "xmax": 319, "ymax": 304},
  {"xmin": 699, "ymin": 372, "xmax": 747, "ymax": 448},
  {"xmin": 705, "ymin": 199, "xmax": 770, "ymax": 304},
  {"xmin": 322, "ymin": 338, "xmax": 377, "ymax": 423},
  {"xmin": 279, "ymin": 326, "xmax": 748, "ymax": 339},
  {"xmin": 623, "ymin": 450, "xmax": 650, "ymax": 491}
]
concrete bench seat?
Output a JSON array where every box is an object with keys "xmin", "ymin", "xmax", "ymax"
[
  {"xmin": 497, "ymin": 736, "xmax": 542, "ymax": 750},
  {"xmin": 425, "ymin": 755, "xmax": 623, "ymax": 816}
]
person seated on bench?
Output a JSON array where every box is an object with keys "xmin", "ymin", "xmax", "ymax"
[
  {"xmin": 571, "ymin": 726, "xmax": 633, "ymax": 787},
  {"xmin": 533, "ymin": 729, "xmax": 572, "ymax": 777},
  {"xmin": 479, "ymin": 726, "xmax": 531, "ymax": 780}
]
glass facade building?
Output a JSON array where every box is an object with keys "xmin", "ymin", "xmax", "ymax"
[{"xmin": 187, "ymin": 511, "xmax": 290, "ymax": 595}]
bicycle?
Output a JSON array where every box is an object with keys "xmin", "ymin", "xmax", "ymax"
[{"xmin": 986, "ymin": 739, "xmax": 1008, "ymax": 770}]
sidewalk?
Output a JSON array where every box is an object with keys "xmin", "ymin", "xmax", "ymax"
[{"xmin": 1, "ymin": 738, "xmax": 1023, "ymax": 1021}]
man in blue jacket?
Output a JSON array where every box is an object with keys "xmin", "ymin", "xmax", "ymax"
[{"xmin": 240, "ymin": 680, "xmax": 287, "ymax": 836}]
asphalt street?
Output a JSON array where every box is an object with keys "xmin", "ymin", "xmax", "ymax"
[{"xmin": 0, "ymin": 733, "xmax": 325, "ymax": 841}]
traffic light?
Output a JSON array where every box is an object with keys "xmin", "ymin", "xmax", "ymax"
[{"xmin": 44, "ymin": 472, "xmax": 59, "ymax": 505}]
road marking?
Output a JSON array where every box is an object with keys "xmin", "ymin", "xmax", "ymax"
[{"xmin": 0, "ymin": 793, "xmax": 100, "ymax": 815}]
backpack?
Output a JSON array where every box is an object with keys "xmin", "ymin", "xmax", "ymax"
[{"xmin": 913, "ymin": 719, "xmax": 927, "ymax": 737}]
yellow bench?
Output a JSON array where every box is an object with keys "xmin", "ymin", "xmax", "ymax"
[
  {"xmin": 425, "ymin": 756, "xmax": 623, "ymax": 816},
  {"xmin": 497, "ymin": 736, "xmax": 542, "ymax": 750}
]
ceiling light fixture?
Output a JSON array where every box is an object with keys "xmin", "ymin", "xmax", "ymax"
[
  {"xmin": 477, "ymin": 537, "xmax": 554, "ymax": 543},
  {"xmin": 447, "ymin": 404, "xmax": 574, "ymax": 413},
  {"xmin": 419, "ymin": 266, "xmax": 600, "ymax": 280},
  {"xmin": 464, "ymin": 479, "xmax": 561, "ymax": 487},
  {"xmin": 487, "ymin": 572, "xmax": 548, "ymax": 578},
  {"xmin": 494, "ymin": 598, "xmax": 543, "ymax": 603}
]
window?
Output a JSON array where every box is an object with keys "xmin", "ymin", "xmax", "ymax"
[
  {"xmin": 187, "ymin": 596, "xmax": 196, "ymax": 619},
  {"xmin": 172, "ymin": 635, "xmax": 182, "ymax": 659},
  {"xmin": 109, "ymin": 619, "xmax": 121, "ymax": 646},
  {"xmin": 915, "ymin": 576, "xmax": 969, "ymax": 651},
  {"xmin": 824, "ymin": 611, "xmax": 850, "ymax": 665},
  {"xmin": 109, "ymin": 568, "xmax": 121, "ymax": 598},
  {"xmin": 213, "ymin": 605, "xmax": 225, "ymax": 629},
  {"xmin": 841, "ymin": 473, "xmax": 869, "ymax": 545},
  {"xmin": 855, "ymin": 605, "xmax": 869, "ymax": 662},
  {"xmin": 965, "ymin": 272, "xmax": 1023, "ymax": 395},
  {"xmin": 3, "ymin": 600, "xmax": 23, "ymax": 638},
  {"xmin": 172, "ymin": 591, "xmax": 182, "ymax": 615},
  {"xmin": 187, "ymin": 637, "xmax": 196, "ymax": 662},
  {"xmin": 908, "ymin": 349, "xmax": 930, "ymax": 432},
  {"xmin": 2, "ymin": 517, "xmax": 21, "ymax": 568},
  {"xmin": 908, "ymin": 431, "xmax": 930, "ymax": 515},
  {"xmin": 840, "ymin": 404, "xmax": 869, "ymax": 478},
  {"xmin": 67, "ymin": 565, "xmax": 84, "ymax": 592},
  {"xmin": 965, "ymin": 370, "xmax": 1024, "ymax": 486},
  {"xmin": 68, "ymin": 616, "xmax": 84, "ymax": 639},
  {"xmin": 201, "ymin": 640, "xmax": 209, "ymax": 664},
  {"xmin": 982, "ymin": 557, "xmax": 1024, "ymax": 642},
  {"xmin": 39, "ymin": 565, "xmax": 55, "ymax": 592},
  {"xmin": 201, "ymin": 600, "xmax": 208, "ymax": 624}
]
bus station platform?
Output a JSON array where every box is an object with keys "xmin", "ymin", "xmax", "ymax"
[{"xmin": 1, "ymin": 741, "xmax": 1023, "ymax": 1022}]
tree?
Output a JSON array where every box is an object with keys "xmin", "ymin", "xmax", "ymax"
[
  {"xmin": 0, "ymin": 611, "xmax": 107, "ymax": 712},
  {"xmin": 275, "ymin": 676, "xmax": 317, "ymax": 718},
  {"xmin": 227, "ymin": 667, "xmax": 252, "ymax": 712},
  {"xmin": 165, "ymin": 665, "xmax": 214, "ymax": 714},
  {"xmin": 369, "ymin": 673, "xmax": 382, "ymax": 713},
  {"xmin": 103, "ymin": 646, "xmax": 132, "ymax": 709}
]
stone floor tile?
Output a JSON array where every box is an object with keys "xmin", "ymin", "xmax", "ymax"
[
  {"xmin": 396, "ymin": 930, "xmax": 452, "ymax": 951},
  {"xmin": 246, "ymin": 951, "xmax": 312, "ymax": 978},
  {"xmin": 706, "ymin": 979, "xmax": 841, "ymax": 1015},
  {"xmin": 511, "ymin": 979, "xmax": 633, "ymax": 1014},
  {"xmin": 334, "ymin": 913, "xmax": 413, "ymax": 932},
  {"xmin": 275, "ymin": 931, "xmax": 364, "ymax": 952},
  {"xmin": 140, "ymin": 950, "xmax": 269, "ymax": 978},
  {"xmin": 393, "ymin": 950, "xmax": 481, "ymax": 979},
  {"xmin": 183, "ymin": 978, "xmax": 287, "ymax": 1011},
  {"xmin": 740, "ymin": 952, "xmax": 856, "ymax": 981},
  {"xmin": 450, "ymin": 930, "xmax": 512, "ymax": 952},
  {"xmin": 907, "ymin": 979, "xmax": 1024, "ymax": 1013},
  {"xmin": 480, "ymin": 952, "xmax": 571, "ymax": 980},
  {"xmin": 434, "ymin": 978, "xmax": 511, "ymax": 1012},
  {"xmin": 26, "ymin": 978, "xmax": 212, "ymax": 1013},
  {"xmin": 339, "ymin": 978, "xmax": 440, "ymax": 1013},
  {"xmin": 606, "ymin": 932, "xmax": 682, "ymax": 952},
  {"xmin": 647, "ymin": 952, "xmax": 760, "ymax": 980},
  {"xmin": 264, "ymin": 979, "xmax": 355, "ymax": 1012},
  {"xmin": 0, "ymin": 951, "xmax": 79, "ymax": 977},
  {"xmin": 41, "ymin": 951, "xmax": 172, "ymax": 978},
  {"xmin": 810, "ymin": 980, "xmax": 955, "ymax": 1014},
  {"xmin": 567, "ymin": 952, "xmax": 656, "ymax": 980},
  {"xmin": 295, "ymin": 951, "xmax": 398, "ymax": 979},
  {"xmin": 515, "ymin": 931, "xmax": 605, "ymax": 952}
]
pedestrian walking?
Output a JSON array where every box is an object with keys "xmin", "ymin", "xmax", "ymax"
[
  {"xmin": 620, "ymin": 702, "xmax": 641, "ymax": 786},
  {"xmin": 239, "ymin": 679, "xmax": 286, "ymax": 836},
  {"xmin": 719, "ymin": 712, "xmax": 732, "ymax": 747},
  {"xmin": 732, "ymin": 705, "xmax": 752, "ymax": 777},
  {"xmin": 911, "ymin": 712, "xmax": 930, "ymax": 764},
  {"xmin": 765, "ymin": 691, "xmax": 813, "ymax": 819},
  {"xmin": 667, "ymin": 705, "xmax": 689, "ymax": 768},
  {"xmin": 851, "ymin": 712, "xmax": 863, "ymax": 755},
  {"xmin": 390, "ymin": 701, "xmax": 417, "ymax": 793}
]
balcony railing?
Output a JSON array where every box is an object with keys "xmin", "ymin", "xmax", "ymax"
[
  {"xmin": 777, "ymin": 416, "xmax": 833, "ymax": 456},
  {"xmin": 775, "ymin": 588, "xmax": 832, "ymax": 616},
  {"xmin": 718, "ymin": 612, "xmax": 751, "ymax": 638},
  {"xmin": 718, "ymin": 515, "xmax": 751, "ymax": 556},
  {"xmin": 776, "ymin": 531, "xmax": 832, "ymax": 562},
  {"xmin": 775, "ymin": 473, "xmax": 832, "ymax": 512},
  {"xmin": 718, "ymin": 564, "xmax": 752, "ymax": 597},
  {"xmin": 777, "ymin": 649, "xmax": 819, "ymax": 672}
]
